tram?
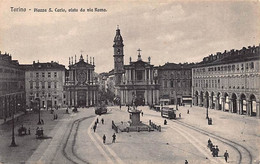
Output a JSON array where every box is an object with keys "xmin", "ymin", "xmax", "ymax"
[
  {"xmin": 95, "ymin": 104, "xmax": 107, "ymax": 115},
  {"xmin": 161, "ymin": 107, "xmax": 176, "ymax": 119}
]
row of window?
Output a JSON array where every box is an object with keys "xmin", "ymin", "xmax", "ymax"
[
  {"xmin": 0, "ymin": 81, "xmax": 24, "ymax": 91},
  {"xmin": 195, "ymin": 79, "xmax": 249, "ymax": 90},
  {"xmin": 195, "ymin": 79, "xmax": 220, "ymax": 88},
  {"xmin": 161, "ymin": 70, "xmax": 191, "ymax": 77},
  {"xmin": 194, "ymin": 62, "xmax": 255, "ymax": 74},
  {"xmin": 0, "ymin": 68, "xmax": 24, "ymax": 75},
  {"xmin": 163, "ymin": 80, "xmax": 191, "ymax": 88},
  {"xmin": 29, "ymin": 92, "xmax": 65, "ymax": 99},
  {"xmin": 30, "ymin": 72, "xmax": 58, "ymax": 78},
  {"xmin": 29, "ymin": 81, "xmax": 58, "ymax": 89}
]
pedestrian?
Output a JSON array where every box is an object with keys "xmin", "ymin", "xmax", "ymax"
[
  {"xmin": 224, "ymin": 150, "xmax": 229, "ymax": 162},
  {"xmin": 187, "ymin": 109, "xmax": 189, "ymax": 114},
  {"xmin": 212, "ymin": 145, "xmax": 216, "ymax": 157},
  {"xmin": 41, "ymin": 119, "xmax": 44, "ymax": 124},
  {"xmin": 208, "ymin": 138, "xmax": 211, "ymax": 144},
  {"xmin": 96, "ymin": 118, "xmax": 99, "ymax": 123},
  {"xmin": 179, "ymin": 113, "xmax": 181, "ymax": 118},
  {"xmin": 103, "ymin": 134, "xmax": 106, "ymax": 144},
  {"xmin": 164, "ymin": 119, "xmax": 167, "ymax": 125},
  {"xmin": 28, "ymin": 128, "xmax": 31, "ymax": 135},
  {"xmin": 141, "ymin": 112, "xmax": 143, "ymax": 116},
  {"xmin": 112, "ymin": 133, "xmax": 116, "ymax": 143},
  {"xmin": 215, "ymin": 145, "xmax": 219, "ymax": 157},
  {"xmin": 53, "ymin": 114, "xmax": 56, "ymax": 120},
  {"xmin": 101, "ymin": 118, "xmax": 104, "ymax": 124},
  {"xmin": 93, "ymin": 125, "xmax": 96, "ymax": 132},
  {"xmin": 185, "ymin": 160, "xmax": 188, "ymax": 164},
  {"xmin": 120, "ymin": 104, "xmax": 121, "ymax": 110}
]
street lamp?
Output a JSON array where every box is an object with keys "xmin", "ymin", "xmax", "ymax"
[
  {"xmin": 37, "ymin": 99, "xmax": 41, "ymax": 125},
  {"xmin": 10, "ymin": 98, "xmax": 17, "ymax": 147},
  {"xmin": 206, "ymin": 98, "xmax": 209, "ymax": 119}
]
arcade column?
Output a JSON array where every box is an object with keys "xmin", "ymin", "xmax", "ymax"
[
  {"xmin": 67, "ymin": 91, "xmax": 71, "ymax": 106},
  {"xmin": 86, "ymin": 91, "xmax": 89, "ymax": 107},
  {"xmin": 221, "ymin": 97, "xmax": 225, "ymax": 111},
  {"xmin": 209, "ymin": 96, "xmax": 212, "ymax": 109},
  {"xmin": 237, "ymin": 99, "xmax": 242, "ymax": 115},
  {"xmin": 256, "ymin": 101, "xmax": 260, "ymax": 118},
  {"xmin": 75, "ymin": 91, "xmax": 78, "ymax": 107},
  {"xmin": 229, "ymin": 98, "xmax": 233, "ymax": 113},
  {"xmin": 246, "ymin": 100, "xmax": 251, "ymax": 116},
  {"xmin": 145, "ymin": 90, "xmax": 148, "ymax": 105},
  {"xmin": 214, "ymin": 96, "xmax": 218, "ymax": 110}
]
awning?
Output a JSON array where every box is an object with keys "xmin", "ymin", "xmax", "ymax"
[{"xmin": 182, "ymin": 97, "xmax": 192, "ymax": 101}]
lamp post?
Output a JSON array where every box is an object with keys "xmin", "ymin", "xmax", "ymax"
[
  {"xmin": 206, "ymin": 97, "xmax": 209, "ymax": 119},
  {"xmin": 37, "ymin": 99, "xmax": 41, "ymax": 125},
  {"xmin": 10, "ymin": 98, "xmax": 17, "ymax": 147},
  {"xmin": 206, "ymin": 106, "xmax": 209, "ymax": 119}
]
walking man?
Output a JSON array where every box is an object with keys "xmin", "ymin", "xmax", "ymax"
[
  {"xmin": 112, "ymin": 133, "xmax": 116, "ymax": 143},
  {"xmin": 185, "ymin": 160, "xmax": 188, "ymax": 164},
  {"xmin": 101, "ymin": 118, "xmax": 104, "ymax": 124},
  {"xmin": 103, "ymin": 134, "xmax": 106, "ymax": 144},
  {"xmin": 224, "ymin": 150, "xmax": 229, "ymax": 162},
  {"xmin": 215, "ymin": 145, "xmax": 219, "ymax": 157},
  {"xmin": 93, "ymin": 124, "xmax": 97, "ymax": 132}
]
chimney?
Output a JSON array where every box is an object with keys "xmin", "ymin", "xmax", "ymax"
[
  {"xmin": 93, "ymin": 57, "xmax": 95, "ymax": 65},
  {"xmin": 148, "ymin": 56, "xmax": 151, "ymax": 64}
]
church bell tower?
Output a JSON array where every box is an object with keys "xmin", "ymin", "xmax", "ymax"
[{"xmin": 113, "ymin": 26, "xmax": 124, "ymax": 86}]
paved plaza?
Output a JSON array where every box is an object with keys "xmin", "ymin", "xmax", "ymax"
[{"xmin": 0, "ymin": 105, "xmax": 259, "ymax": 164}]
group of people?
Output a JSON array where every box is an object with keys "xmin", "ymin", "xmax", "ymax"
[
  {"xmin": 92, "ymin": 117, "xmax": 117, "ymax": 144},
  {"xmin": 102, "ymin": 133, "xmax": 116, "ymax": 144},
  {"xmin": 18, "ymin": 125, "xmax": 31, "ymax": 135},
  {"xmin": 207, "ymin": 139, "xmax": 219, "ymax": 157},
  {"xmin": 36, "ymin": 127, "xmax": 44, "ymax": 137},
  {"xmin": 93, "ymin": 118, "xmax": 105, "ymax": 132},
  {"xmin": 207, "ymin": 139, "xmax": 229, "ymax": 162},
  {"xmin": 53, "ymin": 114, "xmax": 58, "ymax": 120}
]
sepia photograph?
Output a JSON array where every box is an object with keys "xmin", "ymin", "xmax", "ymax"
[{"xmin": 0, "ymin": 0, "xmax": 259, "ymax": 163}]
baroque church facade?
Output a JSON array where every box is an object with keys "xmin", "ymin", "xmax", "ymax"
[
  {"xmin": 113, "ymin": 27, "xmax": 160, "ymax": 106},
  {"xmin": 64, "ymin": 55, "xmax": 98, "ymax": 107}
]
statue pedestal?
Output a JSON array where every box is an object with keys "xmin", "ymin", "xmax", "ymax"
[{"xmin": 130, "ymin": 110, "xmax": 141, "ymax": 126}]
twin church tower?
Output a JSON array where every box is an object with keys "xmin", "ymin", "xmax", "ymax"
[{"xmin": 112, "ymin": 26, "xmax": 160, "ymax": 106}]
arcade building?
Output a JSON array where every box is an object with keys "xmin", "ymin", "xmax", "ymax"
[
  {"xmin": 64, "ymin": 55, "xmax": 99, "ymax": 107},
  {"xmin": 192, "ymin": 45, "xmax": 260, "ymax": 117},
  {"xmin": 113, "ymin": 27, "xmax": 160, "ymax": 106}
]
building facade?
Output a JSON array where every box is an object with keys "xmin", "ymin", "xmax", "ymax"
[
  {"xmin": 192, "ymin": 45, "xmax": 260, "ymax": 117},
  {"xmin": 157, "ymin": 63, "xmax": 193, "ymax": 105},
  {"xmin": 64, "ymin": 55, "xmax": 98, "ymax": 107},
  {"xmin": 22, "ymin": 61, "xmax": 66, "ymax": 109},
  {"xmin": 0, "ymin": 52, "xmax": 25, "ymax": 119},
  {"xmin": 113, "ymin": 27, "xmax": 160, "ymax": 105}
]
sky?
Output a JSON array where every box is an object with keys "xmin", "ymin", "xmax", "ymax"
[{"xmin": 0, "ymin": 0, "xmax": 260, "ymax": 73}]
